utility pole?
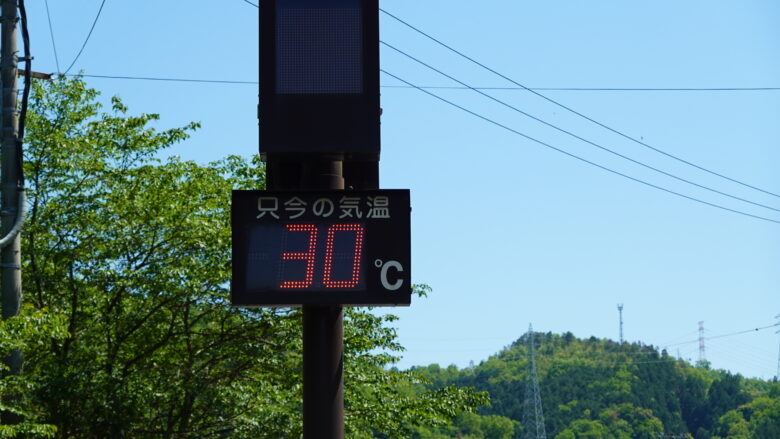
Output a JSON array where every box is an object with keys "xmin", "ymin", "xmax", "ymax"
[
  {"xmin": 617, "ymin": 304, "xmax": 624, "ymax": 344},
  {"xmin": 0, "ymin": 0, "xmax": 22, "ymax": 426}
]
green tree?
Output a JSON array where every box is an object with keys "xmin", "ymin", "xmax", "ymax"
[
  {"xmin": 597, "ymin": 403, "xmax": 663, "ymax": 439},
  {"xmin": 555, "ymin": 419, "xmax": 609, "ymax": 439},
  {"xmin": 711, "ymin": 410, "xmax": 750, "ymax": 439},
  {"xmin": 0, "ymin": 306, "xmax": 66, "ymax": 438},
  {"xmin": 21, "ymin": 77, "xmax": 486, "ymax": 438},
  {"xmin": 409, "ymin": 331, "xmax": 778, "ymax": 438},
  {"xmin": 478, "ymin": 414, "xmax": 516, "ymax": 439},
  {"xmin": 712, "ymin": 392, "xmax": 780, "ymax": 439},
  {"xmin": 749, "ymin": 395, "xmax": 780, "ymax": 439}
]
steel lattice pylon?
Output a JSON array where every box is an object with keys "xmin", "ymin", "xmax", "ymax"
[
  {"xmin": 522, "ymin": 324, "xmax": 547, "ymax": 439},
  {"xmin": 775, "ymin": 314, "xmax": 779, "ymax": 380}
]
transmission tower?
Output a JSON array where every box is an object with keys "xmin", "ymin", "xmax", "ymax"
[
  {"xmin": 698, "ymin": 321, "xmax": 706, "ymax": 364},
  {"xmin": 775, "ymin": 314, "xmax": 779, "ymax": 380},
  {"xmin": 617, "ymin": 304, "xmax": 624, "ymax": 344},
  {"xmin": 522, "ymin": 324, "xmax": 547, "ymax": 439}
]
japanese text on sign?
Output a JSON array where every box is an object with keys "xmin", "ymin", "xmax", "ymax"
[{"xmin": 256, "ymin": 195, "xmax": 391, "ymax": 220}]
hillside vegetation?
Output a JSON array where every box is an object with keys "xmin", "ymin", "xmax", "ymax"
[{"xmin": 408, "ymin": 332, "xmax": 780, "ymax": 439}]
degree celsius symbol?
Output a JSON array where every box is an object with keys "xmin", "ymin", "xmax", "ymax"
[{"xmin": 374, "ymin": 258, "xmax": 404, "ymax": 291}]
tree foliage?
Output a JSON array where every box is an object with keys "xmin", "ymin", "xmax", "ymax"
[
  {"xmin": 9, "ymin": 76, "xmax": 777, "ymax": 439},
  {"xmin": 13, "ymin": 77, "xmax": 486, "ymax": 438},
  {"xmin": 412, "ymin": 332, "xmax": 778, "ymax": 439},
  {"xmin": 0, "ymin": 306, "xmax": 66, "ymax": 438}
]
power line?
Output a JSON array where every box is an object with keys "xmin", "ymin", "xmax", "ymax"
[
  {"xmin": 236, "ymin": 3, "xmax": 780, "ymax": 93},
  {"xmin": 658, "ymin": 330, "xmax": 701, "ymax": 348},
  {"xmin": 379, "ymin": 8, "xmax": 780, "ymax": 200},
  {"xmin": 381, "ymin": 40, "xmax": 780, "ymax": 214},
  {"xmin": 233, "ymin": 0, "xmax": 779, "ymax": 201},
  {"xmin": 67, "ymin": 74, "xmax": 780, "ymax": 94},
  {"xmin": 706, "ymin": 338, "xmax": 777, "ymax": 366},
  {"xmin": 380, "ymin": 69, "xmax": 780, "ymax": 225},
  {"xmin": 43, "ymin": 0, "xmax": 60, "ymax": 73},
  {"xmin": 64, "ymin": 0, "xmax": 108, "ymax": 75},
  {"xmin": 383, "ymin": 85, "xmax": 780, "ymax": 92},
  {"xmin": 71, "ymin": 73, "xmax": 258, "ymax": 85},
  {"xmin": 664, "ymin": 323, "xmax": 780, "ymax": 348}
]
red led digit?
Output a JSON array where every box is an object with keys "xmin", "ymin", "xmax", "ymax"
[
  {"xmin": 322, "ymin": 224, "xmax": 364, "ymax": 288},
  {"xmin": 279, "ymin": 224, "xmax": 318, "ymax": 289}
]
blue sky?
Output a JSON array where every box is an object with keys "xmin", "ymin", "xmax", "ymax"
[{"xmin": 28, "ymin": 0, "xmax": 779, "ymax": 378}]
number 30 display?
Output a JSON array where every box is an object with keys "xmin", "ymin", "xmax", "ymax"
[{"xmin": 279, "ymin": 224, "xmax": 365, "ymax": 289}]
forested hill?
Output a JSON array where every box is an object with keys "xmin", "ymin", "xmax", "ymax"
[{"xmin": 408, "ymin": 332, "xmax": 780, "ymax": 439}]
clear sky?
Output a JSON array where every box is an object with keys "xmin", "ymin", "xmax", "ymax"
[{"xmin": 27, "ymin": 1, "xmax": 779, "ymax": 379}]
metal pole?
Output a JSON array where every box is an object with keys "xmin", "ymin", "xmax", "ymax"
[
  {"xmin": 267, "ymin": 156, "xmax": 345, "ymax": 439},
  {"xmin": 301, "ymin": 158, "xmax": 344, "ymax": 439},
  {"xmin": 303, "ymin": 304, "xmax": 343, "ymax": 438},
  {"xmin": 0, "ymin": 0, "xmax": 22, "ymax": 426}
]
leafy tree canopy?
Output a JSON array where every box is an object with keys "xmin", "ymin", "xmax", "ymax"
[
  {"xmin": 11, "ymin": 77, "xmax": 487, "ymax": 438},
  {"xmin": 412, "ymin": 332, "xmax": 777, "ymax": 439}
]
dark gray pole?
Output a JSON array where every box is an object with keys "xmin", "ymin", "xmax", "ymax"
[
  {"xmin": 301, "ymin": 158, "xmax": 344, "ymax": 439},
  {"xmin": 0, "ymin": 0, "xmax": 22, "ymax": 426},
  {"xmin": 267, "ymin": 156, "xmax": 345, "ymax": 439},
  {"xmin": 303, "ymin": 304, "xmax": 344, "ymax": 439}
]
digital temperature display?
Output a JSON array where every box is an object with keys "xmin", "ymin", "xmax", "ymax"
[
  {"xmin": 231, "ymin": 190, "xmax": 410, "ymax": 306},
  {"xmin": 248, "ymin": 223, "xmax": 366, "ymax": 291}
]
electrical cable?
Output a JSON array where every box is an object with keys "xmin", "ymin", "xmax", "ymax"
[
  {"xmin": 43, "ymin": 0, "xmax": 60, "ymax": 73},
  {"xmin": 68, "ymin": 74, "xmax": 780, "ymax": 94},
  {"xmin": 18, "ymin": 0, "xmax": 31, "ymax": 170},
  {"xmin": 380, "ymin": 8, "xmax": 780, "ymax": 200},
  {"xmin": 240, "ymin": 2, "xmax": 779, "ymax": 93},
  {"xmin": 705, "ymin": 325, "xmax": 780, "ymax": 342},
  {"xmin": 72, "ymin": 73, "xmax": 258, "ymax": 85},
  {"xmin": 705, "ymin": 340, "xmax": 776, "ymax": 376},
  {"xmin": 381, "ymin": 40, "xmax": 780, "ymax": 214},
  {"xmin": 658, "ymin": 330, "xmax": 701, "ymax": 349},
  {"xmin": 91, "ymin": 0, "xmax": 780, "ymax": 218},
  {"xmin": 63, "ymin": 0, "xmax": 107, "ymax": 75},
  {"xmin": 706, "ymin": 338, "xmax": 776, "ymax": 364},
  {"xmin": 663, "ymin": 323, "xmax": 780, "ymax": 348},
  {"xmin": 382, "ymin": 85, "xmax": 780, "ymax": 92},
  {"xmin": 380, "ymin": 68, "xmax": 780, "ymax": 225},
  {"xmin": 0, "ymin": 190, "xmax": 25, "ymax": 250}
]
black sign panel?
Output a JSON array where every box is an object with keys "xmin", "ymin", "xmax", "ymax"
[
  {"xmin": 232, "ymin": 190, "xmax": 410, "ymax": 306},
  {"xmin": 259, "ymin": 0, "xmax": 380, "ymax": 157}
]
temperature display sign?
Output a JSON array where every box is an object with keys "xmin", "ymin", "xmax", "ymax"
[{"xmin": 231, "ymin": 190, "xmax": 411, "ymax": 306}]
